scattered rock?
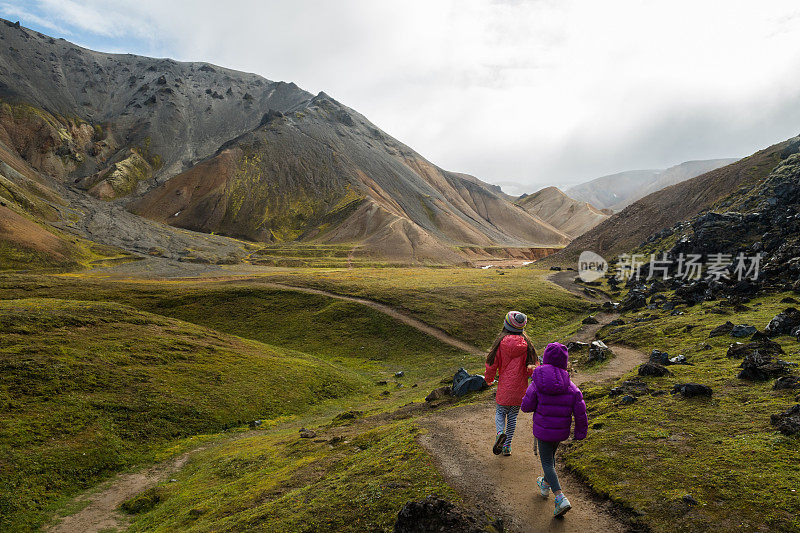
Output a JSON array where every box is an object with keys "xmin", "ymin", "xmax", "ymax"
[
  {"xmin": 671, "ymin": 383, "xmax": 713, "ymax": 398},
  {"xmin": 726, "ymin": 339, "xmax": 784, "ymax": 359},
  {"xmin": 638, "ymin": 362, "xmax": 670, "ymax": 377},
  {"xmin": 668, "ymin": 354, "xmax": 689, "ymax": 365},
  {"xmin": 770, "ymin": 404, "xmax": 800, "ymax": 436},
  {"xmin": 620, "ymin": 395, "xmax": 637, "ymax": 404},
  {"xmin": 682, "ymin": 494, "xmax": 699, "ymax": 506},
  {"xmin": 394, "ymin": 496, "xmax": 503, "ymax": 533},
  {"xmin": 248, "ymin": 420, "xmax": 263, "ymax": 429},
  {"xmin": 649, "ymin": 349, "xmax": 670, "ymax": 365},
  {"xmin": 709, "ymin": 321, "xmax": 734, "ymax": 337},
  {"xmin": 377, "ymin": 380, "xmax": 388, "ymax": 385},
  {"xmin": 381, "ymin": 390, "xmax": 390, "ymax": 396},
  {"xmin": 731, "ymin": 324, "xmax": 757, "ymax": 338},
  {"xmin": 452, "ymin": 368, "xmax": 489, "ymax": 396},
  {"xmin": 566, "ymin": 341, "xmax": 588, "ymax": 352},
  {"xmin": 620, "ymin": 289, "xmax": 648, "ymax": 311},
  {"xmin": 425, "ymin": 386, "xmax": 452, "ymax": 402},
  {"xmin": 395, "ymin": 371, "xmax": 405, "ymax": 378},
  {"xmin": 299, "ymin": 428, "xmax": 317, "ymax": 438},
  {"xmin": 609, "ymin": 318, "xmax": 625, "ymax": 326},
  {"xmin": 609, "ymin": 379, "xmax": 651, "ymax": 397},
  {"xmin": 588, "ymin": 340, "xmax": 612, "ymax": 363},
  {"xmin": 582, "ymin": 315, "xmax": 599, "ymax": 325},
  {"xmin": 774, "ymin": 376, "xmax": 800, "ymax": 390},
  {"xmin": 550, "ymin": 266, "xmax": 562, "ymax": 271},
  {"xmin": 765, "ymin": 308, "xmax": 800, "ymax": 336},
  {"xmin": 739, "ymin": 351, "xmax": 796, "ymax": 381}
]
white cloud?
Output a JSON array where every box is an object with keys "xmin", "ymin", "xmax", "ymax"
[{"xmin": 14, "ymin": 0, "xmax": 800, "ymax": 190}]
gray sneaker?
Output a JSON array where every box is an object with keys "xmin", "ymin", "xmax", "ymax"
[{"xmin": 554, "ymin": 495, "xmax": 572, "ymax": 517}]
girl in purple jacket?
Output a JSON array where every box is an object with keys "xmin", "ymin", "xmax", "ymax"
[{"xmin": 521, "ymin": 342, "xmax": 588, "ymax": 518}]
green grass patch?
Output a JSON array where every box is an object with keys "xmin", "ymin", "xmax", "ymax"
[
  {"xmin": 565, "ymin": 291, "xmax": 800, "ymax": 531},
  {"xmin": 0, "ymin": 298, "xmax": 366, "ymax": 531},
  {"xmin": 123, "ymin": 420, "xmax": 456, "ymax": 533}
]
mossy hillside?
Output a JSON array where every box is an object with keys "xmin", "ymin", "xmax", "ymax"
[
  {"xmin": 253, "ymin": 267, "xmax": 591, "ymax": 349},
  {"xmin": 220, "ymin": 149, "xmax": 363, "ymax": 242},
  {"xmin": 564, "ymin": 291, "xmax": 800, "ymax": 532},
  {"xmin": 0, "ymin": 276, "xmax": 476, "ymax": 380},
  {"xmin": 0, "ymin": 298, "xmax": 367, "ymax": 531},
  {"xmin": 137, "ymin": 285, "xmax": 474, "ymax": 380},
  {"xmin": 88, "ymin": 149, "xmax": 153, "ymax": 199},
  {"xmin": 123, "ymin": 420, "xmax": 457, "ymax": 533}
]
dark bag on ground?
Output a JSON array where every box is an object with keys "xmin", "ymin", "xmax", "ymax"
[{"xmin": 451, "ymin": 367, "xmax": 488, "ymax": 397}]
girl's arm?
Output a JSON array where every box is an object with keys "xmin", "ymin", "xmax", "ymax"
[
  {"xmin": 484, "ymin": 347, "xmax": 501, "ymax": 385},
  {"xmin": 520, "ymin": 381, "xmax": 538, "ymax": 413},
  {"xmin": 572, "ymin": 386, "xmax": 589, "ymax": 440}
]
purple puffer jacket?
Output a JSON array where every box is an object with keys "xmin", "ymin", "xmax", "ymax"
[{"xmin": 521, "ymin": 342, "xmax": 588, "ymax": 442}]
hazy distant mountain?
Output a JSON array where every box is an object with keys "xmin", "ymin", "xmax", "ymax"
[
  {"xmin": 567, "ymin": 159, "xmax": 738, "ymax": 212},
  {"xmin": 516, "ymin": 187, "xmax": 610, "ymax": 238},
  {"xmin": 0, "ymin": 19, "xmax": 569, "ymax": 265},
  {"xmin": 543, "ymin": 142, "xmax": 788, "ymax": 265}
]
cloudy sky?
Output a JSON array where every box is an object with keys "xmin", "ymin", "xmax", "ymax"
[{"xmin": 5, "ymin": 1, "xmax": 800, "ymax": 193}]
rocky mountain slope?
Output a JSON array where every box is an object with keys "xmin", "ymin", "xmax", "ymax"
[
  {"xmin": 515, "ymin": 186, "xmax": 610, "ymax": 238},
  {"xmin": 0, "ymin": 19, "xmax": 568, "ymax": 265},
  {"xmin": 567, "ymin": 159, "xmax": 737, "ymax": 211},
  {"xmin": 544, "ymin": 138, "xmax": 791, "ymax": 265}
]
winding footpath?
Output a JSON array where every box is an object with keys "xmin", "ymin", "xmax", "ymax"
[
  {"xmin": 419, "ymin": 271, "xmax": 646, "ymax": 533},
  {"xmin": 45, "ymin": 272, "xmax": 643, "ymax": 533}
]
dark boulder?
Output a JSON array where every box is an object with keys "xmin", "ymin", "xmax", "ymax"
[
  {"xmin": 709, "ymin": 321, "xmax": 734, "ymax": 337},
  {"xmin": 739, "ymin": 352, "xmax": 796, "ymax": 381},
  {"xmin": 425, "ymin": 386, "xmax": 452, "ymax": 402},
  {"xmin": 726, "ymin": 339, "xmax": 784, "ymax": 358},
  {"xmin": 609, "ymin": 379, "xmax": 651, "ymax": 398},
  {"xmin": 609, "ymin": 319, "xmax": 626, "ymax": 326},
  {"xmin": 620, "ymin": 289, "xmax": 647, "ymax": 311},
  {"xmin": 671, "ymin": 383, "xmax": 713, "ymax": 398},
  {"xmin": 770, "ymin": 404, "xmax": 800, "ymax": 436},
  {"xmin": 731, "ymin": 324, "xmax": 757, "ymax": 338},
  {"xmin": 649, "ymin": 349, "xmax": 670, "ymax": 365},
  {"xmin": 394, "ymin": 496, "xmax": 503, "ymax": 533},
  {"xmin": 582, "ymin": 315, "xmax": 599, "ymax": 325},
  {"xmin": 566, "ymin": 341, "xmax": 589, "ymax": 352},
  {"xmin": 620, "ymin": 395, "xmax": 637, "ymax": 404},
  {"xmin": 452, "ymin": 368, "xmax": 488, "ymax": 397},
  {"xmin": 774, "ymin": 376, "xmax": 800, "ymax": 390},
  {"xmin": 638, "ymin": 362, "xmax": 670, "ymax": 377},
  {"xmin": 765, "ymin": 308, "xmax": 800, "ymax": 336},
  {"xmin": 299, "ymin": 428, "xmax": 317, "ymax": 438}
]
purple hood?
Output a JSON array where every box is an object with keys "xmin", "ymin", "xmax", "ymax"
[
  {"xmin": 533, "ymin": 342, "xmax": 570, "ymax": 394},
  {"xmin": 521, "ymin": 342, "xmax": 588, "ymax": 441}
]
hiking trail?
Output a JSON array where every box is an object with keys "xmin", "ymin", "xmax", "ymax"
[
  {"xmin": 45, "ymin": 272, "xmax": 640, "ymax": 532},
  {"xmin": 418, "ymin": 271, "xmax": 646, "ymax": 532}
]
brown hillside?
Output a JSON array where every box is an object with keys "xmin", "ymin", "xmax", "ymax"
[
  {"xmin": 542, "ymin": 139, "xmax": 789, "ymax": 266},
  {"xmin": 516, "ymin": 187, "xmax": 609, "ymax": 239}
]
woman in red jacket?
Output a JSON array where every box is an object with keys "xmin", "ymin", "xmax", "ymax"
[{"xmin": 484, "ymin": 311, "xmax": 537, "ymax": 456}]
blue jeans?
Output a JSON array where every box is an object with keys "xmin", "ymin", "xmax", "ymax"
[
  {"xmin": 537, "ymin": 438, "xmax": 561, "ymax": 491},
  {"xmin": 495, "ymin": 405, "xmax": 520, "ymax": 444}
]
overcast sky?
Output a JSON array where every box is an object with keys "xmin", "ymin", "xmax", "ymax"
[{"xmin": 5, "ymin": 1, "xmax": 800, "ymax": 194}]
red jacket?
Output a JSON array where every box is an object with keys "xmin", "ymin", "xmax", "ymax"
[{"xmin": 484, "ymin": 335, "xmax": 534, "ymax": 406}]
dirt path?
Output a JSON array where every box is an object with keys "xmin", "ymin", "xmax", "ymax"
[
  {"xmin": 419, "ymin": 274, "xmax": 645, "ymax": 533},
  {"xmin": 45, "ymin": 450, "xmax": 201, "ymax": 533},
  {"xmin": 256, "ymin": 282, "xmax": 485, "ymax": 355}
]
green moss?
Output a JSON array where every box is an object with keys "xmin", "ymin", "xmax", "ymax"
[
  {"xmin": 0, "ymin": 298, "xmax": 366, "ymax": 530},
  {"xmin": 124, "ymin": 421, "xmax": 457, "ymax": 532},
  {"xmin": 565, "ymin": 291, "xmax": 800, "ymax": 531}
]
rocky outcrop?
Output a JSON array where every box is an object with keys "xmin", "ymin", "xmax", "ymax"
[{"xmin": 394, "ymin": 496, "xmax": 503, "ymax": 533}]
